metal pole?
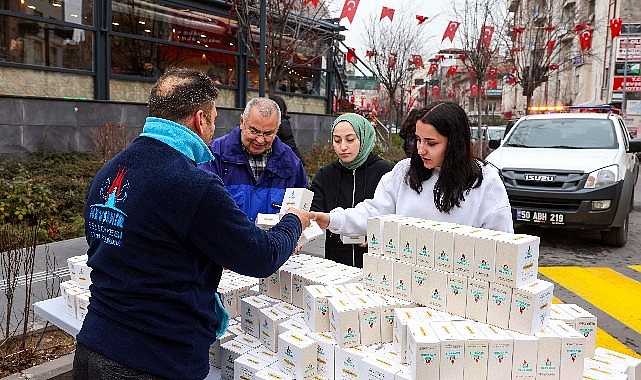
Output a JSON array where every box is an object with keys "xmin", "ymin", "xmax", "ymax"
[
  {"xmin": 622, "ymin": 0, "xmax": 631, "ymax": 112},
  {"xmin": 259, "ymin": 0, "xmax": 266, "ymax": 97}
]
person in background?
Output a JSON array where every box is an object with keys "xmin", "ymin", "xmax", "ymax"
[
  {"xmin": 198, "ymin": 97, "xmax": 307, "ymax": 222},
  {"xmin": 271, "ymin": 95, "xmax": 304, "ymax": 162},
  {"xmin": 303, "ymin": 81, "xmax": 316, "ymax": 95},
  {"xmin": 73, "ymin": 68, "xmax": 311, "ymax": 380},
  {"xmin": 312, "ymin": 101, "xmax": 513, "ymax": 235},
  {"xmin": 399, "ymin": 108, "xmax": 419, "ymax": 158},
  {"xmin": 141, "ymin": 61, "xmax": 161, "ymax": 78},
  {"xmin": 309, "ymin": 113, "xmax": 393, "ymax": 268}
]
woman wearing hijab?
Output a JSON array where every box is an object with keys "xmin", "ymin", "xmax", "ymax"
[{"xmin": 309, "ymin": 113, "xmax": 393, "ymax": 268}]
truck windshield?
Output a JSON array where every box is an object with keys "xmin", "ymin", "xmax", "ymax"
[{"xmin": 503, "ymin": 119, "xmax": 618, "ymax": 149}]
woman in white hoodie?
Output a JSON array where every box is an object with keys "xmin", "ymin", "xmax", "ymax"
[{"xmin": 312, "ymin": 101, "xmax": 513, "ymax": 234}]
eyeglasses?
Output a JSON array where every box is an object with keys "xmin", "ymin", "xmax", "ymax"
[{"xmin": 246, "ymin": 127, "xmax": 277, "ymax": 140}]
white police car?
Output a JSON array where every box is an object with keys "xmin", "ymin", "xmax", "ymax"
[{"xmin": 485, "ymin": 106, "xmax": 641, "ymax": 247}]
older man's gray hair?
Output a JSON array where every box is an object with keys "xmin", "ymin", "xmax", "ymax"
[{"xmin": 242, "ymin": 97, "xmax": 281, "ymax": 125}]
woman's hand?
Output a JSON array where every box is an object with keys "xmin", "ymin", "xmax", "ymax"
[{"xmin": 311, "ymin": 212, "xmax": 330, "ymax": 229}]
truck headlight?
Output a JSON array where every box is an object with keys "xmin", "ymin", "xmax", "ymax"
[{"xmin": 584, "ymin": 165, "xmax": 618, "ymax": 189}]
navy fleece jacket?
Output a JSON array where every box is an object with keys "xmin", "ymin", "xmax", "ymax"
[{"xmin": 77, "ymin": 117, "xmax": 302, "ymax": 380}]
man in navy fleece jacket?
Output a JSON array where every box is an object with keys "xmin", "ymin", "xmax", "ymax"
[{"xmin": 72, "ymin": 68, "xmax": 311, "ymax": 380}]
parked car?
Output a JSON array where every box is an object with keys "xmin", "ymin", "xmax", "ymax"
[{"xmin": 486, "ymin": 110, "xmax": 641, "ymax": 246}]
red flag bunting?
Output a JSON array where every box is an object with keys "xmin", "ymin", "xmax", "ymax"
[
  {"xmin": 427, "ymin": 62, "xmax": 439, "ymax": 76},
  {"xmin": 509, "ymin": 47, "xmax": 522, "ymax": 56},
  {"xmin": 470, "ymin": 84, "xmax": 478, "ymax": 97},
  {"xmin": 448, "ymin": 91, "xmax": 456, "ymax": 100},
  {"xmin": 574, "ymin": 23, "xmax": 591, "ymax": 35},
  {"xmin": 507, "ymin": 74, "xmax": 516, "ymax": 85},
  {"xmin": 365, "ymin": 50, "xmax": 376, "ymax": 58},
  {"xmin": 459, "ymin": 54, "xmax": 467, "ymax": 61},
  {"xmin": 579, "ymin": 30, "xmax": 593, "ymax": 51},
  {"xmin": 416, "ymin": 15, "xmax": 429, "ymax": 25},
  {"xmin": 442, "ymin": 21, "xmax": 461, "ymax": 42},
  {"xmin": 544, "ymin": 25, "xmax": 555, "ymax": 33},
  {"xmin": 431, "ymin": 85, "xmax": 441, "ymax": 98},
  {"xmin": 435, "ymin": 54, "xmax": 445, "ymax": 61},
  {"xmin": 549, "ymin": 63, "xmax": 559, "ymax": 71},
  {"xmin": 488, "ymin": 79, "xmax": 497, "ymax": 89},
  {"xmin": 411, "ymin": 54, "xmax": 424, "ymax": 68},
  {"xmin": 511, "ymin": 66, "xmax": 517, "ymax": 73},
  {"xmin": 339, "ymin": 0, "xmax": 360, "ymax": 23},
  {"xmin": 303, "ymin": 0, "xmax": 319, "ymax": 7},
  {"xmin": 480, "ymin": 26, "xmax": 494, "ymax": 49},
  {"xmin": 446, "ymin": 65, "xmax": 458, "ymax": 76},
  {"xmin": 610, "ymin": 18, "xmax": 623, "ymax": 40},
  {"xmin": 380, "ymin": 6, "xmax": 395, "ymax": 21},
  {"xmin": 512, "ymin": 27, "xmax": 525, "ymax": 38},
  {"xmin": 487, "ymin": 67, "xmax": 498, "ymax": 79},
  {"xmin": 546, "ymin": 39, "xmax": 556, "ymax": 55},
  {"xmin": 388, "ymin": 53, "xmax": 397, "ymax": 69},
  {"xmin": 346, "ymin": 48, "xmax": 357, "ymax": 64}
]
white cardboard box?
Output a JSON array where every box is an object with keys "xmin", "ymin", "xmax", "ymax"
[
  {"xmin": 452, "ymin": 320, "xmax": 489, "ymax": 380},
  {"xmin": 415, "ymin": 221, "xmax": 438, "ymax": 269},
  {"xmin": 433, "ymin": 225, "xmax": 456, "ymax": 273},
  {"xmin": 240, "ymin": 296, "xmax": 271, "ymax": 338},
  {"xmin": 452, "ymin": 226, "xmax": 479, "ymax": 277},
  {"xmin": 476, "ymin": 323, "xmax": 514, "ymax": 379},
  {"xmin": 334, "ymin": 345, "xmax": 377, "ymax": 380},
  {"xmin": 361, "ymin": 355, "xmax": 404, "ymax": 380},
  {"xmin": 306, "ymin": 331, "xmax": 337, "ymax": 379},
  {"xmin": 426, "ymin": 268, "xmax": 448, "ymax": 311},
  {"xmin": 549, "ymin": 320, "xmax": 585, "ymax": 380},
  {"xmin": 259, "ymin": 306, "xmax": 288, "ymax": 352},
  {"xmin": 382, "ymin": 217, "xmax": 405, "ymax": 259},
  {"xmin": 509, "ymin": 279, "xmax": 554, "ymax": 335},
  {"xmin": 406, "ymin": 323, "xmax": 440, "ymax": 379},
  {"xmin": 234, "ymin": 353, "xmax": 266, "ymax": 380},
  {"xmin": 279, "ymin": 187, "xmax": 313, "ymax": 213},
  {"xmin": 465, "ymin": 278, "xmax": 490, "ymax": 323},
  {"xmin": 367, "ymin": 215, "xmax": 397, "ymax": 256},
  {"xmin": 398, "ymin": 221, "xmax": 418, "ymax": 265},
  {"xmin": 594, "ymin": 346, "xmax": 641, "ymax": 380},
  {"xmin": 486, "ymin": 282, "xmax": 512, "ymax": 329},
  {"xmin": 446, "ymin": 272, "xmax": 468, "ymax": 317},
  {"xmin": 534, "ymin": 325, "xmax": 561, "ymax": 379},
  {"xmin": 495, "ymin": 234, "xmax": 540, "ymax": 288},
  {"xmin": 278, "ymin": 330, "xmax": 317, "ymax": 379},
  {"xmin": 431, "ymin": 321, "xmax": 465, "ymax": 380},
  {"xmin": 352, "ymin": 294, "xmax": 382, "ymax": 346},
  {"xmin": 411, "ymin": 264, "xmax": 431, "ymax": 306},
  {"xmin": 472, "ymin": 230, "xmax": 505, "ymax": 282},
  {"xmin": 377, "ymin": 256, "xmax": 395, "ymax": 296},
  {"xmin": 303, "ymin": 284, "xmax": 331, "ymax": 333},
  {"xmin": 393, "ymin": 308, "xmax": 421, "ymax": 363},
  {"xmin": 73, "ymin": 261, "xmax": 92, "ymax": 290},
  {"xmin": 393, "ymin": 260, "xmax": 412, "ymax": 302},
  {"xmin": 584, "ymin": 357, "xmax": 629, "ymax": 379},
  {"xmin": 328, "ymin": 297, "xmax": 361, "ymax": 348},
  {"xmin": 508, "ymin": 330, "xmax": 538, "ymax": 380},
  {"xmin": 221, "ymin": 340, "xmax": 252, "ymax": 380},
  {"xmin": 554, "ymin": 303, "xmax": 597, "ymax": 358},
  {"xmin": 256, "ymin": 213, "xmax": 281, "ymax": 230},
  {"xmin": 362, "ymin": 253, "xmax": 379, "ymax": 292}
]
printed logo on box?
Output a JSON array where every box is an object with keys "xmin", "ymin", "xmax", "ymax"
[
  {"xmin": 541, "ymin": 357, "xmax": 556, "ymax": 370},
  {"xmin": 318, "ymin": 305, "xmax": 328, "ymax": 315},
  {"xmin": 525, "ymin": 246, "xmax": 533, "ymax": 259},
  {"xmin": 566, "ymin": 349, "xmax": 582, "ymax": 362},
  {"xmin": 366, "ymin": 316, "xmax": 378, "ymax": 328},
  {"xmin": 421, "ymin": 353, "xmax": 437, "ymax": 365},
  {"xmin": 437, "ymin": 250, "xmax": 448, "ymax": 262},
  {"xmin": 477, "ymin": 259, "xmax": 491, "ymax": 271},
  {"xmin": 380, "ymin": 275, "xmax": 390, "ymax": 286},
  {"xmin": 456, "ymin": 254, "xmax": 470, "ymax": 267},
  {"xmin": 385, "ymin": 315, "xmax": 394, "ymax": 326},
  {"xmin": 415, "ymin": 275, "xmax": 426, "ymax": 286},
  {"xmin": 365, "ymin": 272, "xmax": 374, "ymax": 283},
  {"xmin": 493, "ymin": 351, "xmax": 508, "ymax": 363},
  {"xmin": 344, "ymin": 357, "xmax": 356, "ymax": 368},
  {"xmin": 431, "ymin": 289, "xmax": 443, "ymax": 301},
  {"xmin": 516, "ymin": 299, "xmax": 531, "ymax": 313},
  {"xmin": 419, "ymin": 246, "xmax": 429, "ymax": 257},
  {"xmin": 517, "ymin": 360, "xmax": 533, "ymax": 373},
  {"xmin": 471, "ymin": 289, "xmax": 483, "ymax": 303},
  {"xmin": 344, "ymin": 328, "xmax": 357, "ymax": 339},
  {"xmin": 446, "ymin": 350, "xmax": 461, "ymax": 364},
  {"xmin": 396, "ymin": 280, "xmax": 407, "ymax": 291},
  {"xmin": 370, "ymin": 234, "xmax": 378, "ymax": 245},
  {"xmin": 285, "ymin": 346, "xmax": 294, "ymax": 358},
  {"xmin": 294, "ymin": 283, "xmax": 301, "ymax": 292},
  {"xmin": 579, "ymin": 327, "xmax": 594, "ymax": 337},
  {"xmin": 450, "ymin": 284, "xmax": 463, "ymax": 295},
  {"xmin": 491, "ymin": 294, "xmax": 505, "ymax": 306},
  {"xmin": 386, "ymin": 239, "xmax": 396, "ymax": 249},
  {"xmin": 498, "ymin": 264, "xmax": 512, "ymax": 276},
  {"xmin": 317, "ymin": 344, "xmax": 324, "ymax": 355},
  {"xmin": 245, "ymin": 308, "xmax": 253, "ymax": 317},
  {"xmin": 470, "ymin": 351, "xmax": 485, "ymax": 362},
  {"xmin": 402, "ymin": 242, "xmax": 412, "ymax": 253}
]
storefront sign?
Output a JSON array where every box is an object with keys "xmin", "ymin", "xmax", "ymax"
[
  {"xmin": 616, "ymin": 38, "xmax": 641, "ymax": 61},
  {"xmin": 615, "ymin": 62, "xmax": 641, "ymax": 75},
  {"xmin": 612, "ymin": 76, "xmax": 641, "ymax": 92}
]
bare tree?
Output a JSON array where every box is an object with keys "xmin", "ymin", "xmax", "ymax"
[
  {"xmin": 500, "ymin": 0, "xmax": 603, "ymax": 111},
  {"xmin": 450, "ymin": 0, "xmax": 508, "ymax": 157},
  {"xmin": 232, "ymin": 0, "xmax": 336, "ymax": 95},
  {"xmin": 361, "ymin": 5, "xmax": 431, "ymax": 149}
]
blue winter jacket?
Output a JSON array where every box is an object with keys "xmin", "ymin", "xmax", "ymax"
[
  {"xmin": 198, "ymin": 126, "xmax": 308, "ymax": 221},
  {"xmin": 77, "ymin": 118, "xmax": 302, "ymax": 380}
]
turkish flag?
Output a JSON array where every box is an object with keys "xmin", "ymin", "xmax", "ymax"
[
  {"xmin": 488, "ymin": 67, "xmax": 498, "ymax": 79},
  {"xmin": 339, "ymin": 0, "xmax": 360, "ymax": 23},
  {"xmin": 427, "ymin": 62, "xmax": 439, "ymax": 76},
  {"xmin": 459, "ymin": 54, "xmax": 467, "ymax": 61},
  {"xmin": 380, "ymin": 6, "xmax": 395, "ymax": 21},
  {"xmin": 549, "ymin": 63, "xmax": 559, "ymax": 71},
  {"xmin": 488, "ymin": 79, "xmax": 497, "ymax": 89},
  {"xmin": 435, "ymin": 54, "xmax": 445, "ymax": 61},
  {"xmin": 412, "ymin": 54, "xmax": 424, "ymax": 68},
  {"xmin": 510, "ymin": 47, "xmax": 522, "ymax": 56},
  {"xmin": 512, "ymin": 27, "xmax": 525, "ymax": 39},
  {"xmin": 346, "ymin": 48, "xmax": 357, "ymax": 64},
  {"xmin": 544, "ymin": 25, "xmax": 555, "ymax": 33},
  {"xmin": 547, "ymin": 39, "xmax": 556, "ymax": 55},
  {"xmin": 303, "ymin": 0, "xmax": 319, "ymax": 7},
  {"xmin": 448, "ymin": 91, "xmax": 456, "ymax": 99},
  {"xmin": 446, "ymin": 65, "xmax": 458, "ymax": 76},
  {"xmin": 442, "ymin": 21, "xmax": 461, "ymax": 42},
  {"xmin": 432, "ymin": 85, "xmax": 441, "ymax": 98},
  {"xmin": 416, "ymin": 15, "xmax": 429, "ymax": 25},
  {"xmin": 610, "ymin": 18, "xmax": 623, "ymax": 40},
  {"xmin": 507, "ymin": 74, "xmax": 517, "ymax": 85},
  {"xmin": 470, "ymin": 84, "xmax": 478, "ymax": 97},
  {"xmin": 579, "ymin": 30, "xmax": 593, "ymax": 51},
  {"xmin": 365, "ymin": 50, "xmax": 376, "ymax": 58},
  {"xmin": 388, "ymin": 53, "xmax": 397, "ymax": 69},
  {"xmin": 479, "ymin": 26, "xmax": 494, "ymax": 48},
  {"xmin": 574, "ymin": 23, "xmax": 591, "ymax": 35}
]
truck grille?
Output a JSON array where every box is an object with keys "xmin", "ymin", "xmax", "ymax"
[
  {"xmin": 500, "ymin": 169, "xmax": 586, "ymax": 191},
  {"xmin": 508, "ymin": 195, "xmax": 582, "ymax": 212}
]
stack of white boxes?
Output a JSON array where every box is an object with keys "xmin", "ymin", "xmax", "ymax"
[{"xmin": 62, "ymin": 254, "xmax": 92, "ymax": 321}]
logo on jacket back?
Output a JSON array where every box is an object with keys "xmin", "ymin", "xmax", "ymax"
[{"xmin": 87, "ymin": 167, "xmax": 129, "ymax": 247}]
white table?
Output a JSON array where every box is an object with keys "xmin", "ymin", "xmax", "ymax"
[{"xmin": 34, "ymin": 297, "xmax": 222, "ymax": 379}]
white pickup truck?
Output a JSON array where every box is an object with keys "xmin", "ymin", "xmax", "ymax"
[{"xmin": 485, "ymin": 111, "xmax": 641, "ymax": 246}]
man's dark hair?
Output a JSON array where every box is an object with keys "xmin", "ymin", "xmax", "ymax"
[
  {"xmin": 148, "ymin": 68, "xmax": 219, "ymax": 123},
  {"xmin": 405, "ymin": 101, "xmax": 483, "ymax": 213}
]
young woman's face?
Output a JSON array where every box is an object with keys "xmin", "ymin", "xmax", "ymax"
[
  {"xmin": 332, "ymin": 121, "xmax": 361, "ymax": 164},
  {"xmin": 415, "ymin": 120, "xmax": 448, "ymax": 169}
]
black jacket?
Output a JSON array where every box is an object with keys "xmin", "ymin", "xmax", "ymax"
[
  {"xmin": 277, "ymin": 116, "xmax": 303, "ymax": 161},
  {"xmin": 309, "ymin": 153, "xmax": 393, "ymax": 267}
]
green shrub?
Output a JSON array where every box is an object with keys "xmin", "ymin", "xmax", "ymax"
[{"xmin": 0, "ymin": 166, "xmax": 55, "ymax": 225}]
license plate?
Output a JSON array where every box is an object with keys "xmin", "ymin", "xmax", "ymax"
[{"xmin": 515, "ymin": 209, "xmax": 565, "ymax": 225}]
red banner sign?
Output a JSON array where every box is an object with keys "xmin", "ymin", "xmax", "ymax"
[{"xmin": 613, "ymin": 76, "xmax": 641, "ymax": 92}]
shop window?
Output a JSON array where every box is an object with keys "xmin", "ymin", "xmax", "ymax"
[
  {"xmin": 0, "ymin": 14, "xmax": 93, "ymax": 69},
  {"xmin": 0, "ymin": 0, "xmax": 93, "ymax": 26}
]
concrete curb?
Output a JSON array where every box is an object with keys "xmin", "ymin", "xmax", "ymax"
[{"xmin": 1, "ymin": 353, "xmax": 74, "ymax": 380}]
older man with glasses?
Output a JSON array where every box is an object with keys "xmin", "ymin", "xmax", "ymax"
[{"xmin": 199, "ymin": 97, "xmax": 307, "ymax": 221}]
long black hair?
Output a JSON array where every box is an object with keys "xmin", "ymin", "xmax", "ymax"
[{"xmin": 405, "ymin": 101, "xmax": 483, "ymax": 213}]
